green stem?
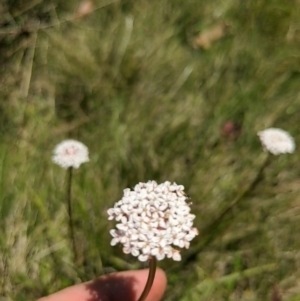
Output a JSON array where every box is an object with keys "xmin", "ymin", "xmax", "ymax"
[
  {"xmin": 175, "ymin": 153, "xmax": 272, "ymax": 269},
  {"xmin": 66, "ymin": 167, "xmax": 78, "ymax": 263},
  {"xmin": 137, "ymin": 256, "xmax": 157, "ymax": 301}
]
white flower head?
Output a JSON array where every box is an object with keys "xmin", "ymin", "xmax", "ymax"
[
  {"xmin": 108, "ymin": 181, "xmax": 198, "ymax": 262},
  {"xmin": 257, "ymin": 128, "xmax": 295, "ymax": 155},
  {"xmin": 52, "ymin": 139, "xmax": 89, "ymax": 169}
]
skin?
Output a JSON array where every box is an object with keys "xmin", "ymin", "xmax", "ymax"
[{"xmin": 37, "ymin": 268, "xmax": 167, "ymax": 301}]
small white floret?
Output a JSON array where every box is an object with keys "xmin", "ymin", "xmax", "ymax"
[
  {"xmin": 52, "ymin": 139, "xmax": 89, "ymax": 169},
  {"xmin": 257, "ymin": 128, "xmax": 295, "ymax": 155}
]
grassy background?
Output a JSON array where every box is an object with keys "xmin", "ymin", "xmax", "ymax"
[{"xmin": 1, "ymin": 0, "xmax": 300, "ymax": 300}]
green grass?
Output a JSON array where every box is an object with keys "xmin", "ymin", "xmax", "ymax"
[{"xmin": 1, "ymin": 0, "xmax": 300, "ymax": 300}]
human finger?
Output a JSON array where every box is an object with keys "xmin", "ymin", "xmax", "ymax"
[{"xmin": 37, "ymin": 268, "xmax": 167, "ymax": 301}]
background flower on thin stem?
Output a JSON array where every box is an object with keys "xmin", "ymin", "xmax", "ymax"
[
  {"xmin": 183, "ymin": 128, "xmax": 296, "ymax": 269},
  {"xmin": 52, "ymin": 139, "xmax": 89, "ymax": 264}
]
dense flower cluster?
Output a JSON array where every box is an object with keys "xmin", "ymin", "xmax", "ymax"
[
  {"xmin": 52, "ymin": 139, "xmax": 89, "ymax": 169},
  {"xmin": 108, "ymin": 181, "xmax": 198, "ymax": 262},
  {"xmin": 257, "ymin": 128, "xmax": 295, "ymax": 155}
]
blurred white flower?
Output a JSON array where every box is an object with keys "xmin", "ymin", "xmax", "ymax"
[
  {"xmin": 52, "ymin": 139, "xmax": 89, "ymax": 169},
  {"xmin": 257, "ymin": 128, "xmax": 295, "ymax": 155},
  {"xmin": 108, "ymin": 181, "xmax": 198, "ymax": 262}
]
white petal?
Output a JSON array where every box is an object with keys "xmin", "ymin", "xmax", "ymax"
[{"xmin": 138, "ymin": 254, "xmax": 149, "ymax": 262}]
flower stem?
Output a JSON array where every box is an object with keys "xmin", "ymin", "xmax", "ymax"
[
  {"xmin": 66, "ymin": 167, "xmax": 78, "ymax": 264},
  {"xmin": 176, "ymin": 153, "xmax": 272, "ymax": 269},
  {"xmin": 137, "ymin": 256, "xmax": 157, "ymax": 301}
]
